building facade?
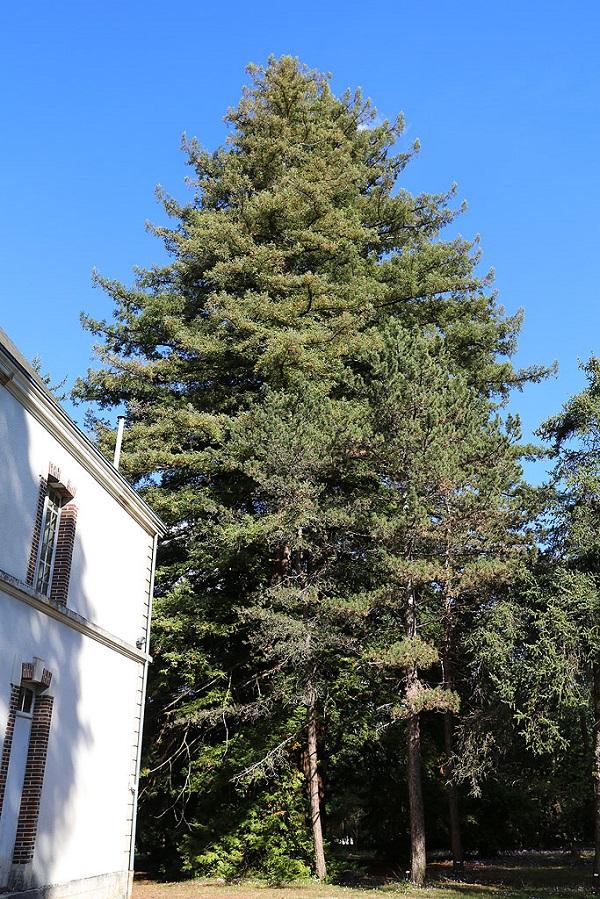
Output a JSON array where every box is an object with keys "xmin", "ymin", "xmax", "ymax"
[{"xmin": 0, "ymin": 330, "xmax": 164, "ymax": 898}]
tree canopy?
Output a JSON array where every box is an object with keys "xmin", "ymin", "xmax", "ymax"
[{"xmin": 74, "ymin": 56, "xmax": 563, "ymax": 884}]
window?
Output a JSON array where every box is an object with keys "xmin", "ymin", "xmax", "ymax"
[
  {"xmin": 34, "ymin": 489, "xmax": 62, "ymax": 595},
  {"xmin": 27, "ymin": 467, "xmax": 77, "ymax": 604},
  {"xmin": 17, "ymin": 686, "xmax": 35, "ymax": 715}
]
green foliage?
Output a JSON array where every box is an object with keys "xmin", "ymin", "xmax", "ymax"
[
  {"xmin": 31, "ymin": 354, "xmax": 69, "ymax": 401},
  {"xmin": 181, "ymin": 768, "xmax": 313, "ymax": 882},
  {"xmin": 374, "ymin": 636, "xmax": 439, "ymax": 671},
  {"xmin": 448, "ymin": 358, "xmax": 600, "ymax": 866},
  {"xmin": 357, "ymin": 321, "xmax": 527, "ymax": 709},
  {"xmin": 73, "ymin": 56, "xmax": 550, "ymax": 875}
]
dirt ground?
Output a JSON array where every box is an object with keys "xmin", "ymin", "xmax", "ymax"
[
  {"xmin": 133, "ymin": 882, "xmax": 201, "ymax": 899},
  {"xmin": 132, "ymin": 880, "xmax": 355, "ymax": 899},
  {"xmin": 133, "ymin": 880, "xmax": 221, "ymax": 899},
  {"xmin": 130, "ymin": 852, "xmax": 595, "ymax": 899}
]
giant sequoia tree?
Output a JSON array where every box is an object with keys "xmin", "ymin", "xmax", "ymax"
[{"xmin": 75, "ymin": 57, "xmax": 542, "ymax": 880}]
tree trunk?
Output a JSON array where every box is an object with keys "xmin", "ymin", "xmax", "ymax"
[
  {"xmin": 593, "ymin": 663, "xmax": 600, "ymax": 881},
  {"xmin": 306, "ymin": 679, "xmax": 327, "ymax": 880},
  {"xmin": 443, "ymin": 712, "xmax": 463, "ymax": 870},
  {"xmin": 271, "ymin": 543, "xmax": 291, "ymax": 584},
  {"xmin": 441, "ymin": 518, "xmax": 463, "ymax": 870},
  {"xmin": 405, "ymin": 579, "xmax": 426, "ymax": 884},
  {"xmin": 406, "ymin": 706, "xmax": 426, "ymax": 884}
]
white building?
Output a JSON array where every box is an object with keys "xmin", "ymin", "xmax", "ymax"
[{"xmin": 0, "ymin": 329, "xmax": 164, "ymax": 898}]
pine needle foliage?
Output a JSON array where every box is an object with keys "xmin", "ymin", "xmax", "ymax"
[{"xmin": 74, "ymin": 57, "xmax": 544, "ymax": 878}]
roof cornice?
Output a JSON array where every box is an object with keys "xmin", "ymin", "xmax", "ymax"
[{"xmin": 0, "ymin": 331, "xmax": 165, "ymax": 537}]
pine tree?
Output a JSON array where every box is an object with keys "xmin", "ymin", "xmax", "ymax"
[
  {"xmin": 358, "ymin": 323, "xmax": 528, "ymax": 883},
  {"xmin": 75, "ymin": 56, "xmax": 543, "ymax": 876},
  {"xmin": 219, "ymin": 381, "xmax": 369, "ymax": 879},
  {"xmin": 534, "ymin": 359, "xmax": 600, "ymax": 880},
  {"xmin": 453, "ymin": 361, "xmax": 600, "ymax": 875}
]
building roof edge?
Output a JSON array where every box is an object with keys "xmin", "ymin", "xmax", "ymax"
[{"xmin": 0, "ymin": 327, "xmax": 166, "ymax": 537}]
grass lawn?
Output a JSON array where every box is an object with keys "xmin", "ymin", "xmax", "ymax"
[{"xmin": 133, "ymin": 851, "xmax": 596, "ymax": 899}]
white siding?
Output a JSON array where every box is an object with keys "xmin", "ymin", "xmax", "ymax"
[
  {"xmin": 0, "ymin": 592, "xmax": 144, "ymax": 886},
  {"xmin": 0, "ymin": 337, "xmax": 161, "ymax": 897}
]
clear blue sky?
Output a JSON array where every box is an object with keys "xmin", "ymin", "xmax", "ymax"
[{"xmin": 2, "ymin": 1, "xmax": 599, "ymax": 480}]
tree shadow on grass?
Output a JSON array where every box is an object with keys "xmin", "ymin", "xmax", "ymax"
[{"xmin": 330, "ymin": 850, "xmax": 594, "ymax": 894}]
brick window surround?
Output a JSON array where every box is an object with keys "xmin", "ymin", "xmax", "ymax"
[
  {"xmin": 0, "ymin": 685, "xmax": 20, "ymax": 817},
  {"xmin": 50, "ymin": 503, "xmax": 77, "ymax": 605},
  {"xmin": 0, "ymin": 666, "xmax": 55, "ymax": 871},
  {"xmin": 27, "ymin": 467, "xmax": 77, "ymax": 605},
  {"xmin": 11, "ymin": 694, "xmax": 54, "ymax": 865},
  {"xmin": 26, "ymin": 478, "xmax": 48, "ymax": 587}
]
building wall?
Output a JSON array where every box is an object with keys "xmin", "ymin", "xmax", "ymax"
[
  {"xmin": 0, "ymin": 380, "xmax": 154, "ymax": 644},
  {"xmin": 0, "ymin": 596, "xmax": 143, "ymax": 887},
  {"xmin": 0, "ymin": 343, "xmax": 160, "ymax": 896}
]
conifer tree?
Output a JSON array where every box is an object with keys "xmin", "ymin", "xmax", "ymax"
[
  {"xmin": 226, "ymin": 381, "xmax": 370, "ymax": 879},
  {"xmin": 532, "ymin": 359, "xmax": 600, "ymax": 880},
  {"xmin": 75, "ymin": 56, "xmax": 543, "ymax": 876},
  {"xmin": 360, "ymin": 323, "xmax": 528, "ymax": 883},
  {"xmin": 453, "ymin": 361, "xmax": 600, "ymax": 877}
]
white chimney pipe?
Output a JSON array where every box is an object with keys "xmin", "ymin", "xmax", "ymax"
[{"xmin": 113, "ymin": 415, "xmax": 126, "ymax": 470}]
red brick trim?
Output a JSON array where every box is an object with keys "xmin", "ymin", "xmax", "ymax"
[
  {"xmin": 26, "ymin": 478, "xmax": 48, "ymax": 587},
  {"xmin": 26, "ymin": 468, "xmax": 78, "ymax": 604},
  {"xmin": 49, "ymin": 503, "xmax": 78, "ymax": 606},
  {"xmin": 11, "ymin": 695, "xmax": 54, "ymax": 865},
  {"xmin": 0, "ymin": 685, "xmax": 20, "ymax": 816}
]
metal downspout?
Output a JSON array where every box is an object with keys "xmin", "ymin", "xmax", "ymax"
[{"xmin": 128, "ymin": 531, "xmax": 158, "ymax": 896}]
